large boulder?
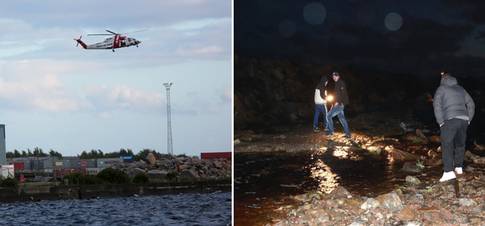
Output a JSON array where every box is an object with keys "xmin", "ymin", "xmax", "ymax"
[
  {"xmin": 401, "ymin": 161, "xmax": 424, "ymax": 173},
  {"xmin": 376, "ymin": 191, "xmax": 403, "ymax": 212},
  {"xmin": 385, "ymin": 146, "xmax": 417, "ymax": 162},
  {"xmin": 178, "ymin": 169, "xmax": 200, "ymax": 182},
  {"xmin": 146, "ymin": 169, "xmax": 169, "ymax": 183},
  {"xmin": 126, "ymin": 167, "xmax": 146, "ymax": 178},
  {"xmin": 146, "ymin": 152, "xmax": 157, "ymax": 166}
]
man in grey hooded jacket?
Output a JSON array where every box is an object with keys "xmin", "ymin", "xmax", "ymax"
[{"xmin": 433, "ymin": 72, "xmax": 475, "ymax": 182}]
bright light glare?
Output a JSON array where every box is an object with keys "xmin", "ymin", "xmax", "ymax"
[{"xmin": 326, "ymin": 95, "xmax": 334, "ymax": 102}]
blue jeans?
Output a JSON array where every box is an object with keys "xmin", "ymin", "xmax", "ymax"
[
  {"xmin": 313, "ymin": 104, "xmax": 328, "ymax": 129},
  {"xmin": 327, "ymin": 104, "xmax": 350, "ymax": 136}
]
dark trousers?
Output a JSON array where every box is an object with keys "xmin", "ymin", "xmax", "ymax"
[{"xmin": 440, "ymin": 118, "xmax": 468, "ymax": 172}]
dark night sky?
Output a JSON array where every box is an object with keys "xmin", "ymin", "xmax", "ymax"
[{"xmin": 236, "ymin": 0, "xmax": 485, "ymax": 79}]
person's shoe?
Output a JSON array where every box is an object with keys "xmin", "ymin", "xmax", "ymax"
[
  {"xmin": 324, "ymin": 127, "xmax": 329, "ymax": 132},
  {"xmin": 345, "ymin": 134, "xmax": 351, "ymax": 139},
  {"xmin": 439, "ymin": 171, "xmax": 456, "ymax": 182},
  {"xmin": 313, "ymin": 127, "xmax": 320, "ymax": 133},
  {"xmin": 454, "ymin": 167, "xmax": 463, "ymax": 175}
]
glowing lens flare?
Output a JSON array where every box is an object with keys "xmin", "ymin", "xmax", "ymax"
[{"xmin": 326, "ymin": 95, "xmax": 334, "ymax": 102}]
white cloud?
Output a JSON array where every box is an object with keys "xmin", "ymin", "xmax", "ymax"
[
  {"xmin": 0, "ymin": 74, "xmax": 86, "ymax": 112},
  {"xmin": 176, "ymin": 46, "xmax": 224, "ymax": 58},
  {"xmin": 85, "ymin": 85, "xmax": 162, "ymax": 113}
]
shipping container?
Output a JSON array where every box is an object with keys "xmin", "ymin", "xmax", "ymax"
[
  {"xmin": 13, "ymin": 162, "xmax": 24, "ymax": 170},
  {"xmin": 201, "ymin": 152, "xmax": 231, "ymax": 160},
  {"xmin": 121, "ymin": 156, "xmax": 134, "ymax": 163}
]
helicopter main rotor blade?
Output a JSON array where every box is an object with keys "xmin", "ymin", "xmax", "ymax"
[
  {"xmin": 105, "ymin": 30, "xmax": 118, "ymax": 35},
  {"xmin": 87, "ymin": 33, "xmax": 114, "ymax": 36},
  {"xmin": 122, "ymin": 29, "xmax": 149, "ymax": 35}
]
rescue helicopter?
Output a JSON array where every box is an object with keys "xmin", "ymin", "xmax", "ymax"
[{"xmin": 74, "ymin": 30, "xmax": 142, "ymax": 52}]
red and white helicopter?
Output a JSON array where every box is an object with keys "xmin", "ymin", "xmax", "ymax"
[{"xmin": 74, "ymin": 30, "xmax": 142, "ymax": 52}]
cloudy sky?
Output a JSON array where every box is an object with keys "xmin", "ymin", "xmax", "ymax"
[
  {"xmin": 0, "ymin": 1, "xmax": 232, "ymax": 156},
  {"xmin": 236, "ymin": 0, "xmax": 485, "ymax": 78}
]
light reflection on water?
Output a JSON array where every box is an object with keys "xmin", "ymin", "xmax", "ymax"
[
  {"xmin": 309, "ymin": 158, "xmax": 339, "ymax": 194},
  {"xmin": 236, "ymin": 132, "xmax": 436, "ymax": 225}
]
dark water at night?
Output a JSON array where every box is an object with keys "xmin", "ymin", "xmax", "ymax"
[
  {"xmin": 235, "ymin": 150, "xmax": 442, "ymax": 225},
  {"xmin": 0, "ymin": 191, "xmax": 230, "ymax": 226}
]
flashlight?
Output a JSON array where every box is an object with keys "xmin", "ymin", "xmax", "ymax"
[{"xmin": 326, "ymin": 95, "xmax": 334, "ymax": 102}]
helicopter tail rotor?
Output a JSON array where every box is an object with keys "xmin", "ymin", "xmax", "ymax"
[{"xmin": 74, "ymin": 35, "xmax": 87, "ymax": 49}]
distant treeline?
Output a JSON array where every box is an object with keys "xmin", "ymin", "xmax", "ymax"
[
  {"xmin": 6, "ymin": 148, "xmax": 62, "ymax": 158},
  {"xmin": 6, "ymin": 148, "xmax": 175, "ymax": 160}
]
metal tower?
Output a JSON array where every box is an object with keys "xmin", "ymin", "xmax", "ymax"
[
  {"xmin": 0, "ymin": 125, "xmax": 5, "ymax": 165},
  {"xmin": 163, "ymin": 82, "xmax": 174, "ymax": 156}
]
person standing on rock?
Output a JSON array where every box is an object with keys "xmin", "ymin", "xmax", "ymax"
[
  {"xmin": 313, "ymin": 75, "xmax": 329, "ymax": 132},
  {"xmin": 326, "ymin": 72, "xmax": 351, "ymax": 138},
  {"xmin": 433, "ymin": 72, "xmax": 475, "ymax": 182}
]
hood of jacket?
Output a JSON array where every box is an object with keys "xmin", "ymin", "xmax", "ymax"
[{"xmin": 440, "ymin": 75, "xmax": 458, "ymax": 86}]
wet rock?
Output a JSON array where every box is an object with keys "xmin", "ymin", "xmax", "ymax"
[
  {"xmin": 401, "ymin": 161, "xmax": 423, "ymax": 173},
  {"xmin": 366, "ymin": 146, "xmax": 382, "ymax": 155},
  {"xmin": 415, "ymin": 129, "xmax": 428, "ymax": 142},
  {"xmin": 425, "ymin": 149, "xmax": 439, "ymax": 160},
  {"xmin": 316, "ymin": 214, "xmax": 329, "ymax": 223},
  {"xmin": 405, "ymin": 175, "xmax": 421, "ymax": 185},
  {"xmin": 421, "ymin": 209, "xmax": 442, "ymax": 224},
  {"xmin": 397, "ymin": 205, "xmax": 418, "ymax": 221},
  {"xmin": 403, "ymin": 221, "xmax": 422, "ymax": 226},
  {"xmin": 470, "ymin": 217, "xmax": 484, "ymax": 225},
  {"xmin": 360, "ymin": 198, "xmax": 379, "ymax": 210},
  {"xmin": 376, "ymin": 191, "xmax": 403, "ymax": 212},
  {"xmin": 429, "ymin": 135, "xmax": 440, "ymax": 144},
  {"xmin": 348, "ymin": 221, "xmax": 365, "ymax": 226},
  {"xmin": 465, "ymin": 151, "xmax": 485, "ymax": 164},
  {"xmin": 385, "ymin": 146, "xmax": 417, "ymax": 162},
  {"xmin": 404, "ymin": 133, "xmax": 427, "ymax": 145},
  {"xmin": 458, "ymin": 198, "xmax": 477, "ymax": 207},
  {"xmin": 329, "ymin": 186, "xmax": 352, "ymax": 199},
  {"xmin": 473, "ymin": 141, "xmax": 485, "ymax": 151}
]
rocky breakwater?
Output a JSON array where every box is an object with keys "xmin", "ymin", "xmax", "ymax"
[
  {"xmin": 111, "ymin": 154, "xmax": 231, "ymax": 184},
  {"xmin": 274, "ymin": 172, "xmax": 485, "ymax": 225}
]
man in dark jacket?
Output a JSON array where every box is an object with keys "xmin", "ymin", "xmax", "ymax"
[
  {"xmin": 326, "ymin": 72, "xmax": 351, "ymax": 138},
  {"xmin": 313, "ymin": 75, "xmax": 329, "ymax": 132},
  {"xmin": 433, "ymin": 72, "xmax": 475, "ymax": 182}
]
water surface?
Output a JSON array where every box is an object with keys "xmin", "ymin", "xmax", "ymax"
[{"xmin": 0, "ymin": 191, "xmax": 231, "ymax": 226}]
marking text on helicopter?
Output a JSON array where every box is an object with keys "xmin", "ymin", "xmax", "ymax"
[{"xmin": 74, "ymin": 30, "xmax": 142, "ymax": 52}]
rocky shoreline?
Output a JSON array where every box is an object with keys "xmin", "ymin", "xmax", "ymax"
[
  {"xmin": 274, "ymin": 171, "xmax": 485, "ymax": 225},
  {"xmin": 235, "ymin": 119, "xmax": 485, "ymax": 225},
  {"xmin": 1, "ymin": 155, "xmax": 231, "ymax": 203},
  {"xmin": 111, "ymin": 154, "xmax": 232, "ymax": 183}
]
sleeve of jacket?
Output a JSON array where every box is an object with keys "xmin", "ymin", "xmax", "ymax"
[
  {"xmin": 464, "ymin": 90, "xmax": 475, "ymax": 122},
  {"xmin": 433, "ymin": 87, "xmax": 444, "ymax": 125},
  {"xmin": 342, "ymin": 81, "xmax": 349, "ymax": 105}
]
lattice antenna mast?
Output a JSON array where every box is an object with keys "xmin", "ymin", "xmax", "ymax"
[{"xmin": 163, "ymin": 82, "xmax": 174, "ymax": 156}]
